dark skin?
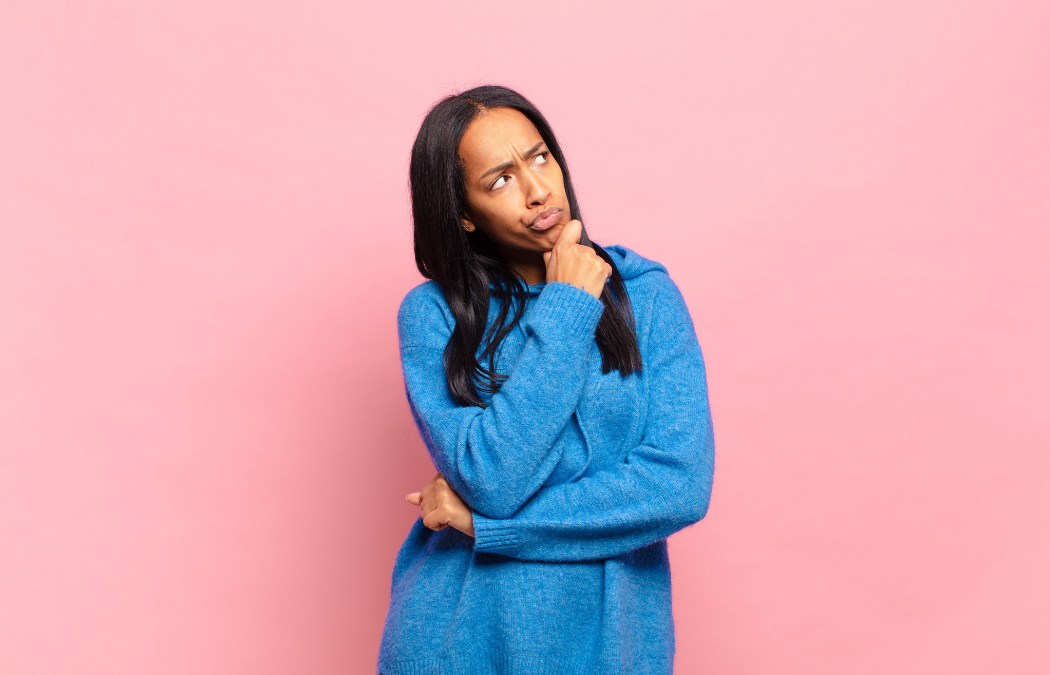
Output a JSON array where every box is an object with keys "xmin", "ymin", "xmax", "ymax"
[
  {"xmin": 406, "ymin": 107, "xmax": 612, "ymax": 536},
  {"xmin": 458, "ymin": 107, "xmax": 611, "ymax": 293}
]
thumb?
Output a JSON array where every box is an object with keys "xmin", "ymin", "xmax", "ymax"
[
  {"xmin": 406, "ymin": 492, "xmax": 422, "ymax": 506},
  {"xmin": 543, "ymin": 250, "xmax": 552, "ymax": 267},
  {"xmin": 557, "ymin": 219, "xmax": 582, "ymax": 246}
]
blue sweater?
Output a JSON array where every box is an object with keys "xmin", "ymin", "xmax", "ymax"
[{"xmin": 378, "ymin": 245, "xmax": 715, "ymax": 675}]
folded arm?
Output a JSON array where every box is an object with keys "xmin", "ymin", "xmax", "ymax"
[
  {"xmin": 470, "ymin": 276, "xmax": 715, "ymax": 561},
  {"xmin": 399, "ymin": 281, "xmax": 603, "ymax": 519}
]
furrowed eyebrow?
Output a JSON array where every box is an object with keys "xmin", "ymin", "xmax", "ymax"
[
  {"xmin": 479, "ymin": 142, "xmax": 546, "ymax": 180},
  {"xmin": 521, "ymin": 141, "xmax": 545, "ymax": 159},
  {"xmin": 480, "ymin": 160, "xmax": 513, "ymax": 181}
]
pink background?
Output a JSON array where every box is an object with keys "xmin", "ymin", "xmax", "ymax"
[{"xmin": 1, "ymin": 1, "xmax": 1047, "ymax": 673}]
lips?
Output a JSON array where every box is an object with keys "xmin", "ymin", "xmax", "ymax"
[{"xmin": 529, "ymin": 206, "xmax": 562, "ymax": 232}]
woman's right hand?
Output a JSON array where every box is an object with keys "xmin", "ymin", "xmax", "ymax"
[
  {"xmin": 543, "ymin": 219, "xmax": 611, "ymax": 299},
  {"xmin": 407, "ymin": 472, "xmax": 475, "ymax": 538}
]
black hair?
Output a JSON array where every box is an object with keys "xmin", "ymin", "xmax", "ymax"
[{"xmin": 409, "ymin": 85, "xmax": 642, "ymax": 407}]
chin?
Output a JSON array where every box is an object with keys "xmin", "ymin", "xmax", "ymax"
[{"xmin": 542, "ymin": 226, "xmax": 564, "ymax": 244}]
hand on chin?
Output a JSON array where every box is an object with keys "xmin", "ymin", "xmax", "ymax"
[{"xmin": 541, "ymin": 219, "xmax": 569, "ymax": 248}]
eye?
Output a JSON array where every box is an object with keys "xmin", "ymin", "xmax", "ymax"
[
  {"xmin": 534, "ymin": 152, "xmax": 549, "ymax": 165},
  {"xmin": 490, "ymin": 175, "xmax": 510, "ymax": 190}
]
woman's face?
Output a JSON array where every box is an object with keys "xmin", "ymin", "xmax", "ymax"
[{"xmin": 458, "ymin": 107, "xmax": 572, "ymax": 261}]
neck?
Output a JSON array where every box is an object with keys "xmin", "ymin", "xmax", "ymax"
[{"xmin": 498, "ymin": 248, "xmax": 546, "ymax": 286}]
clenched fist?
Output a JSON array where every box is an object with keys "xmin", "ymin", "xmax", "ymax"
[
  {"xmin": 543, "ymin": 219, "xmax": 611, "ymax": 299},
  {"xmin": 406, "ymin": 472, "xmax": 475, "ymax": 537}
]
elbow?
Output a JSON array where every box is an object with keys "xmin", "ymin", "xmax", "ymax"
[
  {"xmin": 672, "ymin": 480, "xmax": 710, "ymax": 527},
  {"xmin": 687, "ymin": 488, "xmax": 711, "ymax": 523},
  {"xmin": 677, "ymin": 450, "xmax": 715, "ymax": 525},
  {"xmin": 463, "ymin": 485, "xmax": 528, "ymax": 520},
  {"xmin": 441, "ymin": 463, "xmax": 524, "ymax": 520},
  {"xmin": 453, "ymin": 442, "xmax": 557, "ymax": 519},
  {"xmin": 472, "ymin": 498, "xmax": 520, "ymax": 520}
]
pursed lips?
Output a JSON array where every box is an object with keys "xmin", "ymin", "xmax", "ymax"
[{"xmin": 528, "ymin": 206, "xmax": 562, "ymax": 231}]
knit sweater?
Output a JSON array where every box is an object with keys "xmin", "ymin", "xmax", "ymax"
[{"xmin": 377, "ymin": 245, "xmax": 715, "ymax": 675}]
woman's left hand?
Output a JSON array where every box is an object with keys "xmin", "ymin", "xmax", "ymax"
[{"xmin": 407, "ymin": 472, "xmax": 475, "ymax": 537}]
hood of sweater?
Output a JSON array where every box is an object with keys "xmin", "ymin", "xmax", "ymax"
[
  {"xmin": 518, "ymin": 244, "xmax": 668, "ymax": 295},
  {"xmin": 603, "ymin": 244, "xmax": 668, "ymax": 281}
]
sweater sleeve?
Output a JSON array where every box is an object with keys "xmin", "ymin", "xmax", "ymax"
[
  {"xmin": 399, "ymin": 281, "xmax": 605, "ymax": 519},
  {"xmin": 470, "ymin": 275, "xmax": 715, "ymax": 561}
]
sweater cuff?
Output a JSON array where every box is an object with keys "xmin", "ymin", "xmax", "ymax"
[
  {"xmin": 472, "ymin": 514, "xmax": 523, "ymax": 557},
  {"xmin": 526, "ymin": 282, "xmax": 604, "ymax": 339}
]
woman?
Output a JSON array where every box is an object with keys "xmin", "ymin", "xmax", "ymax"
[{"xmin": 377, "ymin": 85, "xmax": 715, "ymax": 675}]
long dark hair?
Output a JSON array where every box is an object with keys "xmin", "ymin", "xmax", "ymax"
[{"xmin": 410, "ymin": 85, "xmax": 642, "ymax": 407}]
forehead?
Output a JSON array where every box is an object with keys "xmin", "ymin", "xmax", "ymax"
[{"xmin": 458, "ymin": 107, "xmax": 543, "ymax": 172}]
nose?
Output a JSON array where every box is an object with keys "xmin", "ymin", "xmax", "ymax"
[{"xmin": 522, "ymin": 165, "xmax": 552, "ymax": 208}]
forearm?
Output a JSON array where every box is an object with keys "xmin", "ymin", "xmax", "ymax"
[
  {"xmin": 471, "ymin": 274, "xmax": 716, "ymax": 561},
  {"xmin": 403, "ymin": 282, "xmax": 604, "ymax": 518},
  {"xmin": 471, "ymin": 414, "xmax": 715, "ymax": 562}
]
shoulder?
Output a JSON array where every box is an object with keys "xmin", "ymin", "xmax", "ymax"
[
  {"xmin": 603, "ymin": 244, "xmax": 698, "ymax": 349},
  {"xmin": 397, "ymin": 280, "xmax": 454, "ymax": 350},
  {"xmin": 603, "ymin": 244, "xmax": 686, "ymax": 311},
  {"xmin": 603, "ymin": 244, "xmax": 667, "ymax": 278}
]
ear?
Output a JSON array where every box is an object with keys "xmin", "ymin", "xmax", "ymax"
[{"xmin": 460, "ymin": 216, "xmax": 476, "ymax": 233}]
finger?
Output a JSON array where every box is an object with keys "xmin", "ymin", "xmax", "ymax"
[
  {"xmin": 543, "ymin": 250, "xmax": 552, "ymax": 267},
  {"xmin": 420, "ymin": 497, "xmax": 434, "ymax": 520},
  {"xmin": 422, "ymin": 508, "xmax": 449, "ymax": 531},
  {"xmin": 419, "ymin": 472, "xmax": 442, "ymax": 504},
  {"xmin": 557, "ymin": 219, "xmax": 582, "ymax": 247},
  {"xmin": 420, "ymin": 492, "xmax": 445, "ymax": 520}
]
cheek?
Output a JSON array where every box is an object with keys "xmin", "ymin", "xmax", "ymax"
[
  {"xmin": 473, "ymin": 199, "xmax": 522, "ymax": 240},
  {"xmin": 549, "ymin": 166, "xmax": 568, "ymax": 198},
  {"xmin": 493, "ymin": 190, "xmax": 528, "ymax": 222}
]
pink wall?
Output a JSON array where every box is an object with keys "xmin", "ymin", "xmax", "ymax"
[{"xmin": 1, "ymin": 1, "xmax": 1047, "ymax": 673}]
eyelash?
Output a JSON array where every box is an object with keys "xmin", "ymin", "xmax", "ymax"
[{"xmin": 489, "ymin": 152, "xmax": 549, "ymax": 190}]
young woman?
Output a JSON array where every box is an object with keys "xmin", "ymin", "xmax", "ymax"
[{"xmin": 377, "ymin": 85, "xmax": 715, "ymax": 675}]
